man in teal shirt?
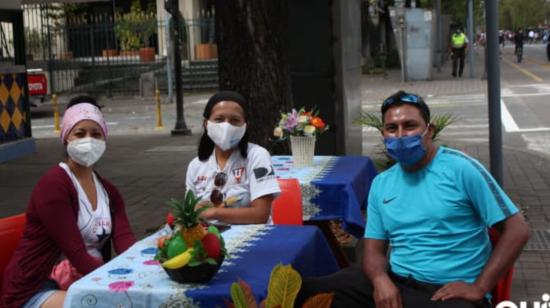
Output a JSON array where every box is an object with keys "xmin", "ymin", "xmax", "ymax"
[{"xmin": 297, "ymin": 91, "xmax": 530, "ymax": 308}]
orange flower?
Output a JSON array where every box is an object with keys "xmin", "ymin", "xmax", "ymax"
[{"xmin": 311, "ymin": 116, "xmax": 325, "ymax": 129}]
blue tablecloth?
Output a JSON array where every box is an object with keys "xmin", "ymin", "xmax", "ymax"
[
  {"xmin": 64, "ymin": 225, "xmax": 339, "ymax": 308},
  {"xmin": 272, "ymin": 156, "xmax": 378, "ymax": 238}
]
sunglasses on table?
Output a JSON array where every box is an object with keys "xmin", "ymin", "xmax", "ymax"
[{"xmin": 210, "ymin": 172, "xmax": 227, "ymax": 205}]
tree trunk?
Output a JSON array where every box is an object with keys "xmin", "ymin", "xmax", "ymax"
[{"xmin": 215, "ymin": 0, "xmax": 293, "ymax": 150}]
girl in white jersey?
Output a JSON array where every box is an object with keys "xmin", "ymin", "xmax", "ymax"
[{"xmin": 185, "ymin": 91, "xmax": 280, "ymax": 224}]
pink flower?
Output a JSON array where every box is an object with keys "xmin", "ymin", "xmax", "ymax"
[
  {"xmin": 108, "ymin": 281, "xmax": 134, "ymax": 293},
  {"xmin": 284, "ymin": 109, "xmax": 298, "ymax": 130}
]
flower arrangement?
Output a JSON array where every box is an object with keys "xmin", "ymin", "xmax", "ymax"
[{"xmin": 273, "ymin": 107, "xmax": 328, "ymax": 139}]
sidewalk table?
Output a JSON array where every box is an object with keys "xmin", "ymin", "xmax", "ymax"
[
  {"xmin": 272, "ymin": 156, "xmax": 378, "ymax": 238},
  {"xmin": 64, "ymin": 225, "xmax": 339, "ymax": 308}
]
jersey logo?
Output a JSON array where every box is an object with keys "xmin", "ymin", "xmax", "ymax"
[
  {"xmin": 194, "ymin": 175, "xmax": 207, "ymax": 185},
  {"xmin": 232, "ymin": 167, "xmax": 245, "ymax": 183},
  {"xmin": 382, "ymin": 197, "xmax": 396, "ymax": 204},
  {"xmin": 253, "ymin": 166, "xmax": 275, "ymax": 183}
]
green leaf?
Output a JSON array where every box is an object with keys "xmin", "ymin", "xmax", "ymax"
[
  {"xmin": 356, "ymin": 111, "xmax": 383, "ymax": 133},
  {"xmin": 231, "ymin": 283, "xmax": 248, "ymax": 308},
  {"xmin": 237, "ymin": 279, "xmax": 258, "ymax": 308},
  {"xmin": 265, "ymin": 264, "xmax": 302, "ymax": 308},
  {"xmin": 206, "ymin": 258, "xmax": 217, "ymax": 265},
  {"xmin": 187, "ymin": 260, "xmax": 201, "ymax": 267}
]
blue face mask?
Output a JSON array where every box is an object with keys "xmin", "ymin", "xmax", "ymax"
[{"xmin": 384, "ymin": 128, "xmax": 428, "ymax": 166}]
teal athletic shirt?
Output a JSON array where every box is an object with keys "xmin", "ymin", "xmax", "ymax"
[{"xmin": 365, "ymin": 146, "xmax": 518, "ymax": 285}]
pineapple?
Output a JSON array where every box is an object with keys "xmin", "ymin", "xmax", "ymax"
[{"xmin": 167, "ymin": 191, "xmax": 209, "ymax": 247}]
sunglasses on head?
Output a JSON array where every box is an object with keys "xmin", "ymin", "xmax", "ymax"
[
  {"xmin": 382, "ymin": 92, "xmax": 422, "ymax": 109},
  {"xmin": 210, "ymin": 172, "xmax": 228, "ymax": 205}
]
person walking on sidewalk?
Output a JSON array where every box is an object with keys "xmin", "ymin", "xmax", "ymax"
[
  {"xmin": 450, "ymin": 27, "xmax": 468, "ymax": 77},
  {"xmin": 185, "ymin": 91, "xmax": 280, "ymax": 224},
  {"xmin": 296, "ymin": 91, "xmax": 530, "ymax": 308},
  {"xmin": 1, "ymin": 96, "xmax": 136, "ymax": 308}
]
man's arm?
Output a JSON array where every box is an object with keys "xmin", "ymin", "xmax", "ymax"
[
  {"xmin": 363, "ymin": 238, "xmax": 403, "ymax": 308},
  {"xmin": 431, "ymin": 212, "xmax": 530, "ymax": 302}
]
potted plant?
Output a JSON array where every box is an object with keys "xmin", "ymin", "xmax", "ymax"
[
  {"xmin": 115, "ymin": 1, "xmax": 157, "ymax": 61},
  {"xmin": 227, "ymin": 264, "xmax": 334, "ymax": 308}
]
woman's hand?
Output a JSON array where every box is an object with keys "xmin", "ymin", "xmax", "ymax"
[
  {"xmin": 194, "ymin": 200, "xmax": 212, "ymax": 210},
  {"xmin": 199, "ymin": 207, "xmax": 217, "ymax": 220}
]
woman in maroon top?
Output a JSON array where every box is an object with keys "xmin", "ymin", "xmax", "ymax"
[{"xmin": 0, "ymin": 96, "xmax": 136, "ymax": 308}]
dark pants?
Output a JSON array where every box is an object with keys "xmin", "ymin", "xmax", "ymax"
[
  {"xmin": 452, "ymin": 47, "xmax": 466, "ymax": 77},
  {"xmin": 295, "ymin": 265, "xmax": 491, "ymax": 308}
]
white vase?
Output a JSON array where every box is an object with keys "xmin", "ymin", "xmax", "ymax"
[{"xmin": 290, "ymin": 135, "xmax": 316, "ymax": 167}]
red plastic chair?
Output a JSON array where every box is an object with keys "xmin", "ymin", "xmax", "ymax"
[
  {"xmin": 488, "ymin": 227, "xmax": 514, "ymax": 307},
  {"xmin": 272, "ymin": 178, "xmax": 303, "ymax": 225},
  {"xmin": 0, "ymin": 213, "xmax": 27, "ymax": 289}
]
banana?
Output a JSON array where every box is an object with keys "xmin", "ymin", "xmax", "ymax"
[{"xmin": 162, "ymin": 248, "xmax": 194, "ymax": 269}]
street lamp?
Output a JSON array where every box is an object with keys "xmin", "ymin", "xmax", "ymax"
[{"xmin": 165, "ymin": 0, "xmax": 191, "ymax": 135}]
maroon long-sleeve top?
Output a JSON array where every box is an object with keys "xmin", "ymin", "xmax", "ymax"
[{"xmin": 1, "ymin": 166, "xmax": 136, "ymax": 308}]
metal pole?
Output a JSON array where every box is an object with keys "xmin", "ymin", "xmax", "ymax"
[
  {"xmin": 485, "ymin": 0, "xmax": 503, "ymax": 185},
  {"xmin": 398, "ymin": 14, "xmax": 406, "ymax": 82},
  {"xmin": 171, "ymin": 0, "xmax": 191, "ymax": 135},
  {"xmin": 467, "ymin": 0, "xmax": 474, "ymax": 78},
  {"xmin": 165, "ymin": 16, "xmax": 174, "ymax": 103},
  {"xmin": 436, "ymin": 0, "xmax": 442, "ymax": 72},
  {"xmin": 45, "ymin": 5, "xmax": 55, "ymax": 94}
]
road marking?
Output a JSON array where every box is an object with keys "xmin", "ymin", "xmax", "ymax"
[
  {"xmin": 500, "ymin": 99, "xmax": 550, "ymax": 133},
  {"xmin": 524, "ymin": 57, "xmax": 550, "ymax": 68},
  {"xmin": 502, "ymin": 92, "xmax": 550, "ymax": 98},
  {"xmin": 500, "ymin": 99, "xmax": 520, "ymax": 132},
  {"xmin": 502, "ymin": 57, "xmax": 544, "ymax": 82}
]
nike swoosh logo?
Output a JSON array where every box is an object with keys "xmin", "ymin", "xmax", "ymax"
[{"xmin": 383, "ymin": 197, "xmax": 396, "ymax": 204}]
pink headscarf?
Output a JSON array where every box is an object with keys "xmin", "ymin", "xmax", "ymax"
[{"xmin": 60, "ymin": 103, "xmax": 108, "ymax": 143}]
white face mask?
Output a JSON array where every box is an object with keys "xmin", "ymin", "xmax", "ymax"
[
  {"xmin": 207, "ymin": 121, "xmax": 247, "ymax": 151},
  {"xmin": 67, "ymin": 137, "xmax": 106, "ymax": 167}
]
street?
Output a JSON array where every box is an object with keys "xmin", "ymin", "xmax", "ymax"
[{"xmin": 362, "ymin": 43, "xmax": 550, "ymax": 161}]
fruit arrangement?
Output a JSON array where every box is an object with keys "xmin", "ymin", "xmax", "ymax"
[{"xmin": 155, "ymin": 191, "xmax": 227, "ymax": 283}]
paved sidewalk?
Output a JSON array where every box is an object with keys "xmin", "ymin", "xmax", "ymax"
[{"xmin": 1, "ymin": 47, "xmax": 549, "ymax": 303}]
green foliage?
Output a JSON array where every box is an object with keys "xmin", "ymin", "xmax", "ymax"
[
  {"xmin": 499, "ymin": 0, "xmax": 550, "ymax": 29},
  {"xmin": 231, "ymin": 280, "xmax": 257, "ymax": 308},
  {"xmin": 431, "ymin": 113, "xmax": 456, "ymax": 142},
  {"xmin": 265, "ymin": 264, "xmax": 302, "ymax": 308},
  {"xmin": 166, "ymin": 191, "xmax": 209, "ymax": 228},
  {"xmin": 114, "ymin": 0, "xmax": 157, "ymax": 50},
  {"xmin": 227, "ymin": 264, "xmax": 333, "ymax": 308},
  {"xmin": 231, "ymin": 283, "xmax": 248, "ymax": 308}
]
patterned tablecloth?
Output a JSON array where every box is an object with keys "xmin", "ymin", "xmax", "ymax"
[
  {"xmin": 272, "ymin": 156, "xmax": 378, "ymax": 237},
  {"xmin": 64, "ymin": 225, "xmax": 339, "ymax": 308}
]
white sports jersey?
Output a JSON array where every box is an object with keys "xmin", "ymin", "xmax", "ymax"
[
  {"xmin": 59, "ymin": 162, "xmax": 111, "ymax": 260},
  {"xmin": 186, "ymin": 143, "xmax": 280, "ymax": 208}
]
